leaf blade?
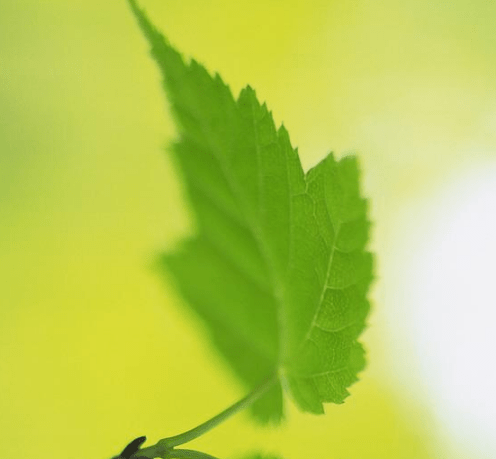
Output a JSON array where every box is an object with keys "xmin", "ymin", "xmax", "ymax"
[{"xmin": 129, "ymin": 0, "xmax": 372, "ymax": 422}]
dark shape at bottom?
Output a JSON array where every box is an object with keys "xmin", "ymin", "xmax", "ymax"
[{"xmin": 112, "ymin": 436, "xmax": 147, "ymax": 459}]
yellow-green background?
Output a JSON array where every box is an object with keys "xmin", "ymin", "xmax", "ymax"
[{"xmin": 1, "ymin": 0, "xmax": 495, "ymax": 458}]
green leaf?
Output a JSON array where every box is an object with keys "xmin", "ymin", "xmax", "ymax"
[{"xmin": 128, "ymin": 0, "xmax": 373, "ymax": 423}]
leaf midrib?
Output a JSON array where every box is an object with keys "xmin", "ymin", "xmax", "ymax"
[{"xmin": 246, "ymin": 94, "xmax": 288, "ymax": 371}]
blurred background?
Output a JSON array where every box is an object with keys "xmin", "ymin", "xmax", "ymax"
[{"xmin": 1, "ymin": 0, "xmax": 496, "ymax": 458}]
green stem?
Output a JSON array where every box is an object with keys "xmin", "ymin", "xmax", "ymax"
[
  {"xmin": 133, "ymin": 375, "xmax": 277, "ymax": 459},
  {"xmin": 165, "ymin": 375, "xmax": 276, "ymax": 447}
]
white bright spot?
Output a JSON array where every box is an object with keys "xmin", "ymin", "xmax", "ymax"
[{"xmin": 390, "ymin": 162, "xmax": 496, "ymax": 458}]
